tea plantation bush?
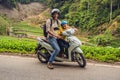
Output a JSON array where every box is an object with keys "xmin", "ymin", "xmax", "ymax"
[
  {"xmin": 81, "ymin": 46, "xmax": 120, "ymax": 62},
  {"xmin": 0, "ymin": 36, "xmax": 120, "ymax": 62},
  {"xmin": 0, "ymin": 36, "xmax": 37, "ymax": 54}
]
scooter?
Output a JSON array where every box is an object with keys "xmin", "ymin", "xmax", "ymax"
[{"xmin": 35, "ymin": 28, "xmax": 86, "ymax": 68}]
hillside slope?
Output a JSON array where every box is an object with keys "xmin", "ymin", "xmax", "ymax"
[{"xmin": 0, "ymin": 2, "xmax": 47, "ymax": 21}]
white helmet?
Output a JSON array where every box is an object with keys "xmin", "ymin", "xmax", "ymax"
[{"xmin": 51, "ymin": 8, "xmax": 60, "ymax": 16}]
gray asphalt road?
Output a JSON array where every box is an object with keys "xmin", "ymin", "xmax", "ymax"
[{"xmin": 0, "ymin": 55, "xmax": 120, "ymax": 80}]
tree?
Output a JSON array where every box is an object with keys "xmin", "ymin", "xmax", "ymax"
[{"xmin": 110, "ymin": 0, "xmax": 113, "ymax": 21}]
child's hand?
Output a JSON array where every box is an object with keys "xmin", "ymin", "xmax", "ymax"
[
  {"xmin": 74, "ymin": 28, "xmax": 78, "ymax": 31},
  {"xmin": 56, "ymin": 35, "xmax": 63, "ymax": 39}
]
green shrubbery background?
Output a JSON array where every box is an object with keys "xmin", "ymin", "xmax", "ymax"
[{"xmin": 0, "ymin": 36, "xmax": 120, "ymax": 62}]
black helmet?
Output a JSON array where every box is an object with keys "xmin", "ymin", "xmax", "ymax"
[{"xmin": 51, "ymin": 8, "xmax": 60, "ymax": 16}]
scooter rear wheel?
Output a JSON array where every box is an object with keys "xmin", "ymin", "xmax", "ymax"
[{"xmin": 37, "ymin": 47, "xmax": 50, "ymax": 63}]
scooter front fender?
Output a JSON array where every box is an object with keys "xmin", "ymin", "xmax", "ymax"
[{"xmin": 73, "ymin": 47, "xmax": 83, "ymax": 54}]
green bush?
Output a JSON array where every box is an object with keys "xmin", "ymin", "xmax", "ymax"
[
  {"xmin": 0, "ymin": 36, "xmax": 120, "ymax": 62},
  {"xmin": 91, "ymin": 31, "xmax": 113, "ymax": 46},
  {"xmin": 0, "ymin": 36, "xmax": 37, "ymax": 54},
  {"xmin": 81, "ymin": 46, "xmax": 120, "ymax": 62},
  {"xmin": 47, "ymin": 0, "xmax": 120, "ymax": 31}
]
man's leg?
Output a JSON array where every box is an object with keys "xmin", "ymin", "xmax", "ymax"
[{"xmin": 48, "ymin": 38, "xmax": 60, "ymax": 63}]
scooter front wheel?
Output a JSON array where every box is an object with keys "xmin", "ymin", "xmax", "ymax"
[{"xmin": 74, "ymin": 52, "xmax": 86, "ymax": 68}]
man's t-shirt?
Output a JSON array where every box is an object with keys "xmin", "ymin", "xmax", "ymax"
[{"xmin": 46, "ymin": 19, "xmax": 61, "ymax": 38}]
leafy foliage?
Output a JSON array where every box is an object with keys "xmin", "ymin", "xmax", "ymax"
[
  {"xmin": 0, "ymin": 36, "xmax": 120, "ymax": 62},
  {"xmin": 0, "ymin": 36, "xmax": 36, "ymax": 53},
  {"xmin": 91, "ymin": 31, "xmax": 114, "ymax": 46},
  {"xmin": 46, "ymin": 0, "xmax": 120, "ymax": 47},
  {"xmin": 47, "ymin": 0, "xmax": 120, "ymax": 31},
  {"xmin": 81, "ymin": 46, "xmax": 120, "ymax": 62}
]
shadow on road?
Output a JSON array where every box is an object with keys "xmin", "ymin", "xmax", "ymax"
[
  {"xmin": 37, "ymin": 61, "xmax": 87, "ymax": 70},
  {"xmin": 54, "ymin": 62, "xmax": 86, "ymax": 69}
]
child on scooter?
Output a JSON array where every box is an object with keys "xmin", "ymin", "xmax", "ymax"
[{"xmin": 57, "ymin": 20, "xmax": 78, "ymax": 57}]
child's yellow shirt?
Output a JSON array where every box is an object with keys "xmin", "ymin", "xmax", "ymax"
[{"xmin": 57, "ymin": 27, "xmax": 66, "ymax": 39}]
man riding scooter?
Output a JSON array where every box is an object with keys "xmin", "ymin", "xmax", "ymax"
[
  {"xmin": 36, "ymin": 9, "xmax": 86, "ymax": 69},
  {"xmin": 46, "ymin": 9, "xmax": 62, "ymax": 69},
  {"xmin": 36, "ymin": 19, "xmax": 86, "ymax": 68}
]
